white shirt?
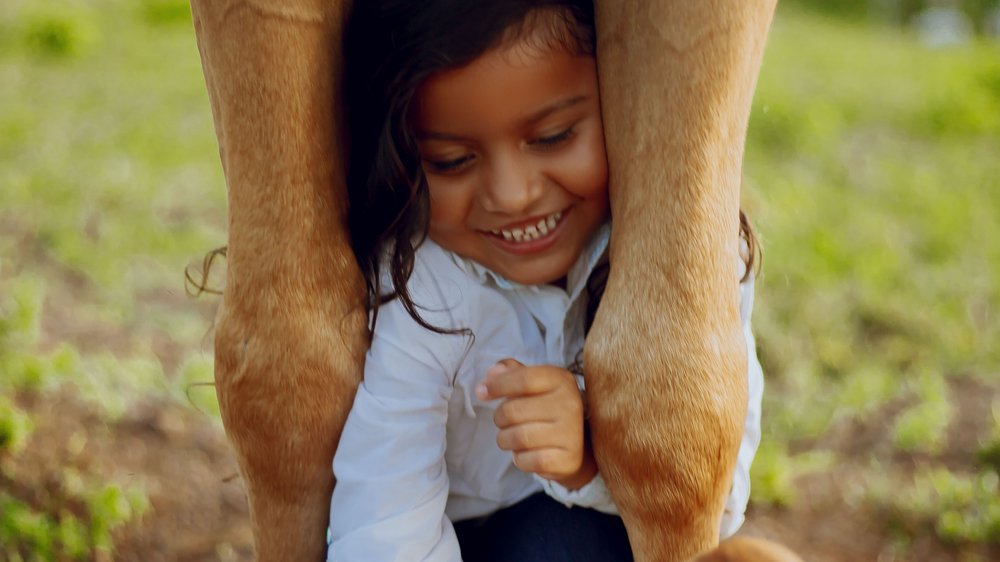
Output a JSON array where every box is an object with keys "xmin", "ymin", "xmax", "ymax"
[{"xmin": 328, "ymin": 224, "xmax": 763, "ymax": 561}]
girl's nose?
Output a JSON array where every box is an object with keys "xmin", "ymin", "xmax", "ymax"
[{"xmin": 479, "ymin": 151, "xmax": 544, "ymax": 214}]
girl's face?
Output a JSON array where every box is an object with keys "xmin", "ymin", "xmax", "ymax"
[{"xmin": 413, "ymin": 37, "xmax": 609, "ymax": 286}]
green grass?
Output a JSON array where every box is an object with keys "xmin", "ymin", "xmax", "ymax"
[
  {"xmin": 744, "ymin": 4, "xmax": 1000, "ymax": 549},
  {"xmin": 0, "ymin": 0, "xmax": 998, "ymax": 558},
  {"xmin": 1, "ymin": 0, "xmax": 219, "ymax": 558}
]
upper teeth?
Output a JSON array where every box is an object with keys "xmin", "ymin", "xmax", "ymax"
[{"xmin": 492, "ymin": 211, "xmax": 563, "ymax": 243}]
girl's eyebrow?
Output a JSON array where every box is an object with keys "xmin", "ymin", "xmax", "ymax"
[{"xmin": 416, "ymin": 95, "xmax": 590, "ymax": 142}]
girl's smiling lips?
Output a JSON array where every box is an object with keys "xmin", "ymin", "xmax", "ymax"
[{"xmin": 479, "ymin": 207, "xmax": 571, "ymax": 255}]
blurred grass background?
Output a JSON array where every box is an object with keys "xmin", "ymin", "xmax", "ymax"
[{"xmin": 1, "ymin": 0, "xmax": 998, "ymax": 560}]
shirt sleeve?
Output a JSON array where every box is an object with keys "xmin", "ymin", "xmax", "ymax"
[
  {"xmin": 328, "ymin": 258, "xmax": 471, "ymax": 562},
  {"xmin": 719, "ymin": 271, "xmax": 764, "ymax": 539},
  {"xmin": 532, "ymin": 472, "xmax": 619, "ymax": 515}
]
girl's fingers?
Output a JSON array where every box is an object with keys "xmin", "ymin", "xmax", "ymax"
[
  {"xmin": 493, "ymin": 395, "xmax": 571, "ymax": 429},
  {"xmin": 477, "ymin": 358, "xmax": 525, "ymax": 400},
  {"xmin": 496, "ymin": 422, "xmax": 565, "ymax": 452},
  {"xmin": 477, "ymin": 364, "xmax": 566, "ymax": 401},
  {"xmin": 486, "ymin": 358, "xmax": 524, "ymax": 377},
  {"xmin": 511, "ymin": 448, "xmax": 578, "ymax": 478}
]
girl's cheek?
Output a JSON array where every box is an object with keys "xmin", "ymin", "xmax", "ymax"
[
  {"xmin": 428, "ymin": 181, "xmax": 476, "ymax": 231},
  {"xmin": 585, "ymin": 125, "xmax": 610, "ymax": 194},
  {"xmin": 558, "ymin": 134, "xmax": 608, "ymax": 199}
]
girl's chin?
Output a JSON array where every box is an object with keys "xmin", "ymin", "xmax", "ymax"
[{"xmin": 489, "ymin": 253, "xmax": 575, "ymax": 286}]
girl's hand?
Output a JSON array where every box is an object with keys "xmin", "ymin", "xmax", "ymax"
[{"xmin": 476, "ymin": 358, "xmax": 597, "ymax": 490}]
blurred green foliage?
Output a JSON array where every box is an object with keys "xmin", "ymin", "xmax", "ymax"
[
  {"xmin": 0, "ymin": 277, "xmax": 150, "ymax": 560},
  {"xmin": 0, "ymin": 483, "xmax": 148, "ymax": 562},
  {"xmin": 869, "ymin": 468, "xmax": 1000, "ymax": 544},
  {"xmin": 977, "ymin": 404, "xmax": 1000, "ymax": 470},
  {"xmin": 744, "ymin": 3, "xmax": 1000, "ymax": 549},
  {"xmin": 15, "ymin": 2, "xmax": 101, "ymax": 58},
  {"xmin": 1, "ymin": 0, "xmax": 216, "ymax": 557},
  {"xmin": 786, "ymin": 0, "xmax": 1000, "ymax": 32},
  {"xmin": 139, "ymin": 0, "xmax": 192, "ymax": 26},
  {"xmin": 0, "ymin": 395, "xmax": 33, "ymax": 456},
  {"xmin": 749, "ymin": 441, "xmax": 835, "ymax": 507},
  {"xmin": 892, "ymin": 370, "xmax": 953, "ymax": 454}
]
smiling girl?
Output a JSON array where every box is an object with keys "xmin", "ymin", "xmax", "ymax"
[{"xmin": 327, "ymin": 1, "xmax": 763, "ymax": 560}]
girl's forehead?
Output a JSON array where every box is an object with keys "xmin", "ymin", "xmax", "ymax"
[{"xmin": 413, "ymin": 42, "xmax": 598, "ymax": 135}]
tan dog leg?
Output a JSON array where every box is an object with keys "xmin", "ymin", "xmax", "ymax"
[
  {"xmin": 189, "ymin": 1, "xmax": 367, "ymax": 560},
  {"xmin": 587, "ymin": 1, "xmax": 776, "ymax": 560},
  {"xmin": 696, "ymin": 537, "xmax": 805, "ymax": 562}
]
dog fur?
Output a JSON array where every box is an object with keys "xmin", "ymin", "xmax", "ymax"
[{"xmin": 587, "ymin": 2, "xmax": 778, "ymax": 560}]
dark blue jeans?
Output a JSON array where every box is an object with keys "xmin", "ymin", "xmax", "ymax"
[{"xmin": 453, "ymin": 493, "xmax": 634, "ymax": 562}]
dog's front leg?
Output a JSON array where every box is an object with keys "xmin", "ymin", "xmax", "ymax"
[
  {"xmin": 189, "ymin": 1, "xmax": 368, "ymax": 560},
  {"xmin": 587, "ymin": 1, "xmax": 777, "ymax": 560}
]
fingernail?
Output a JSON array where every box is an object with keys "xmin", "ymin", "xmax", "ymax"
[
  {"xmin": 475, "ymin": 383, "xmax": 488, "ymax": 400},
  {"xmin": 486, "ymin": 362, "xmax": 507, "ymax": 377}
]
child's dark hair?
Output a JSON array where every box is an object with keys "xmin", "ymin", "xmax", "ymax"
[{"xmin": 343, "ymin": 0, "xmax": 759, "ymax": 335}]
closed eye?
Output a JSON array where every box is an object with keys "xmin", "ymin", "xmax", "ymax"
[
  {"xmin": 424, "ymin": 154, "xmax": 475, "ymax": 174},
  {"xmin": 530, "ymin": 126, "xmax": 576, "ymax": 149}
]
